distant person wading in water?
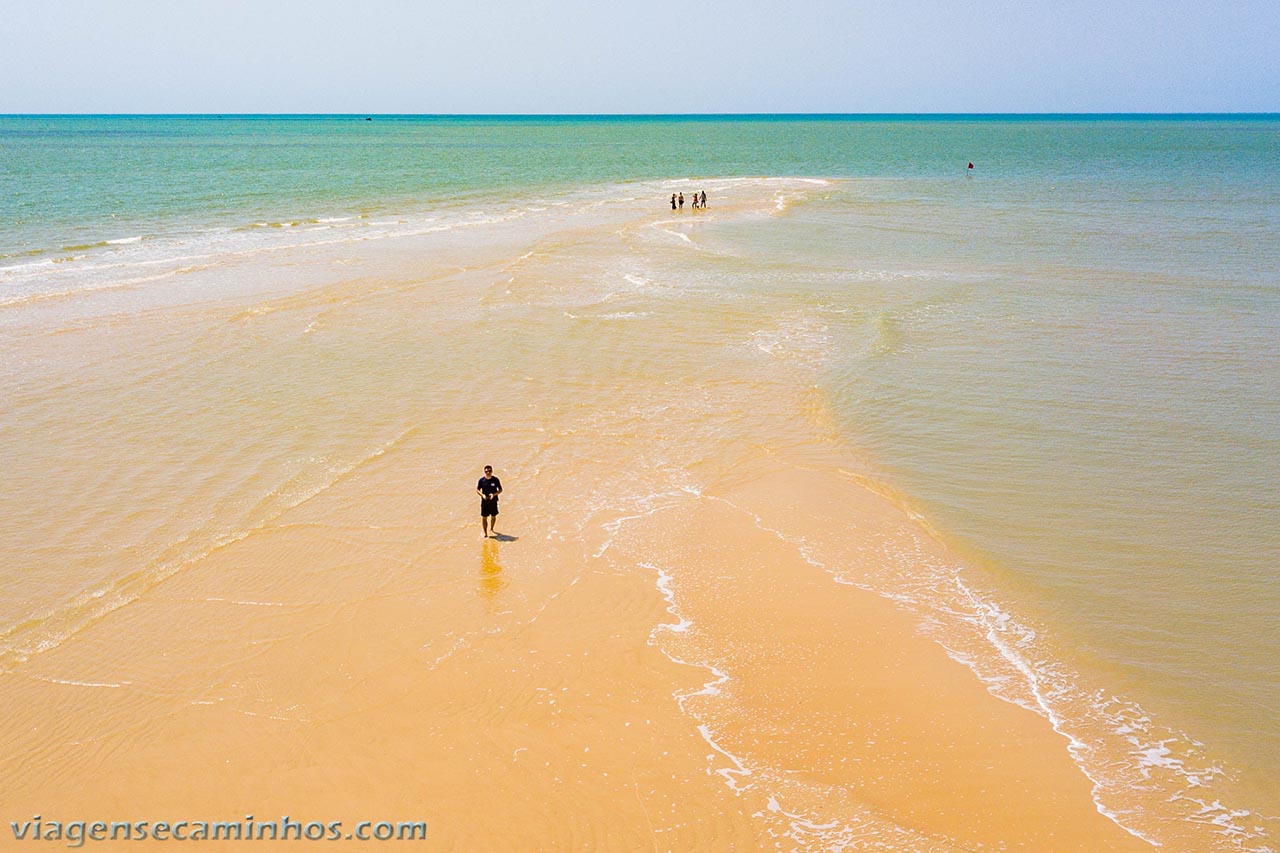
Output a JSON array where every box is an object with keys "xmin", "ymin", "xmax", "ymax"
[
  {"xmin": 668, "ymin": 190, "xmax": 705, "ymax": 211},
  {"xmin": 477, "ymin": 465, "xmax": 502, "ymax": 539}
]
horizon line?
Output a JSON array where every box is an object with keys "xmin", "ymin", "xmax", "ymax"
[{"xmin": 4, "ymin": 111, "xmax": 1279, "ymax": 119}]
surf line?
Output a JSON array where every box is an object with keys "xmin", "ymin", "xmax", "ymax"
[
  {"xmin": 640, "ymin": 559, "xmax": 753, "ymax": 793},
  {"xmin": 589, "ymin": 489, "xmax": 756, "ymax": 794}
]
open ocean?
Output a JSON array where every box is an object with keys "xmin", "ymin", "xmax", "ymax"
[{"xmin": 2, "ymin": 115, "xmax": 1278, "ymax": 847}]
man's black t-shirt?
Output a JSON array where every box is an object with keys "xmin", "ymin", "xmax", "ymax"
[{"xmin": 478, "ymin": 476, "xmax": 502, "ymax": 497}]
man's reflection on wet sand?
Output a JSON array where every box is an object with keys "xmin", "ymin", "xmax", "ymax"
[{"xmin": 479, "ymin": 538, "xmax": 507, "ymax": 603}]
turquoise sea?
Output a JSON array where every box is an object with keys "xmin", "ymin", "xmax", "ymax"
[{"xmin": 3, "ymin": 115, "xmax": 1278, "ymax": 844}]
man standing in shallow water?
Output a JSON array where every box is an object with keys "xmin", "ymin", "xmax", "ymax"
[{"xmin": 477, "ymin": 465, "xmax": 502, "ymax": 539}]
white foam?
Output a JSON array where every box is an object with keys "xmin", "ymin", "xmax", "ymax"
[
  {"xmin": 657, "ymin": 227, "xmax": 694, "ymax": 245},
  {"xmin": 29, "ymin": 676, "xmax": 127, "ymax": 688},
  {"xmin": 649, "ymin": 565, "xmax": 690, "ymax": 633},
  {"xmin": 697, "ymin": 723, "xmax": 752, "ymax": 791},
  {"xmin": 2, "ymin": 177, "xmax": 831, "ymax": 310},
  {"xmin": 693, "ymin": 490, "xmax": 1271, "ymax": 849},
  {"xmin": 203, "ymin": 598, "xmax": 287, "ymax": 607},
  {"xmin": 596, "ymin": 501, "xmax": 757, "ymax": 798}
]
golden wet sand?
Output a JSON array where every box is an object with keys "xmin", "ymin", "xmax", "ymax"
[{"xmin": 1, "ymin": 457, "xmax": 1150, "ymax": 851}]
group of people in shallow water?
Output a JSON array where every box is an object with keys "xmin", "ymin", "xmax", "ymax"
[{"xmin": 670, "ymin": 190, "xmax": 707, "ymax": 211}]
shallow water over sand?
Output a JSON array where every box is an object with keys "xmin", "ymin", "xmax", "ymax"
[{"xmin": 2, "ymin": 170, "xmax": 1276, "ymax": 848}]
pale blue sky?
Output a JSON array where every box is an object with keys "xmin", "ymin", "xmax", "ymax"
[{"xmin": 1, "ymin": 0, "xmax": 1276, "ymax": 113}]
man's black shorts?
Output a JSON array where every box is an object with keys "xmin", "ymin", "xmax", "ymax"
[{"xmin": 481, "ymin": 498, "xmax": 499, "ymax": 517}]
